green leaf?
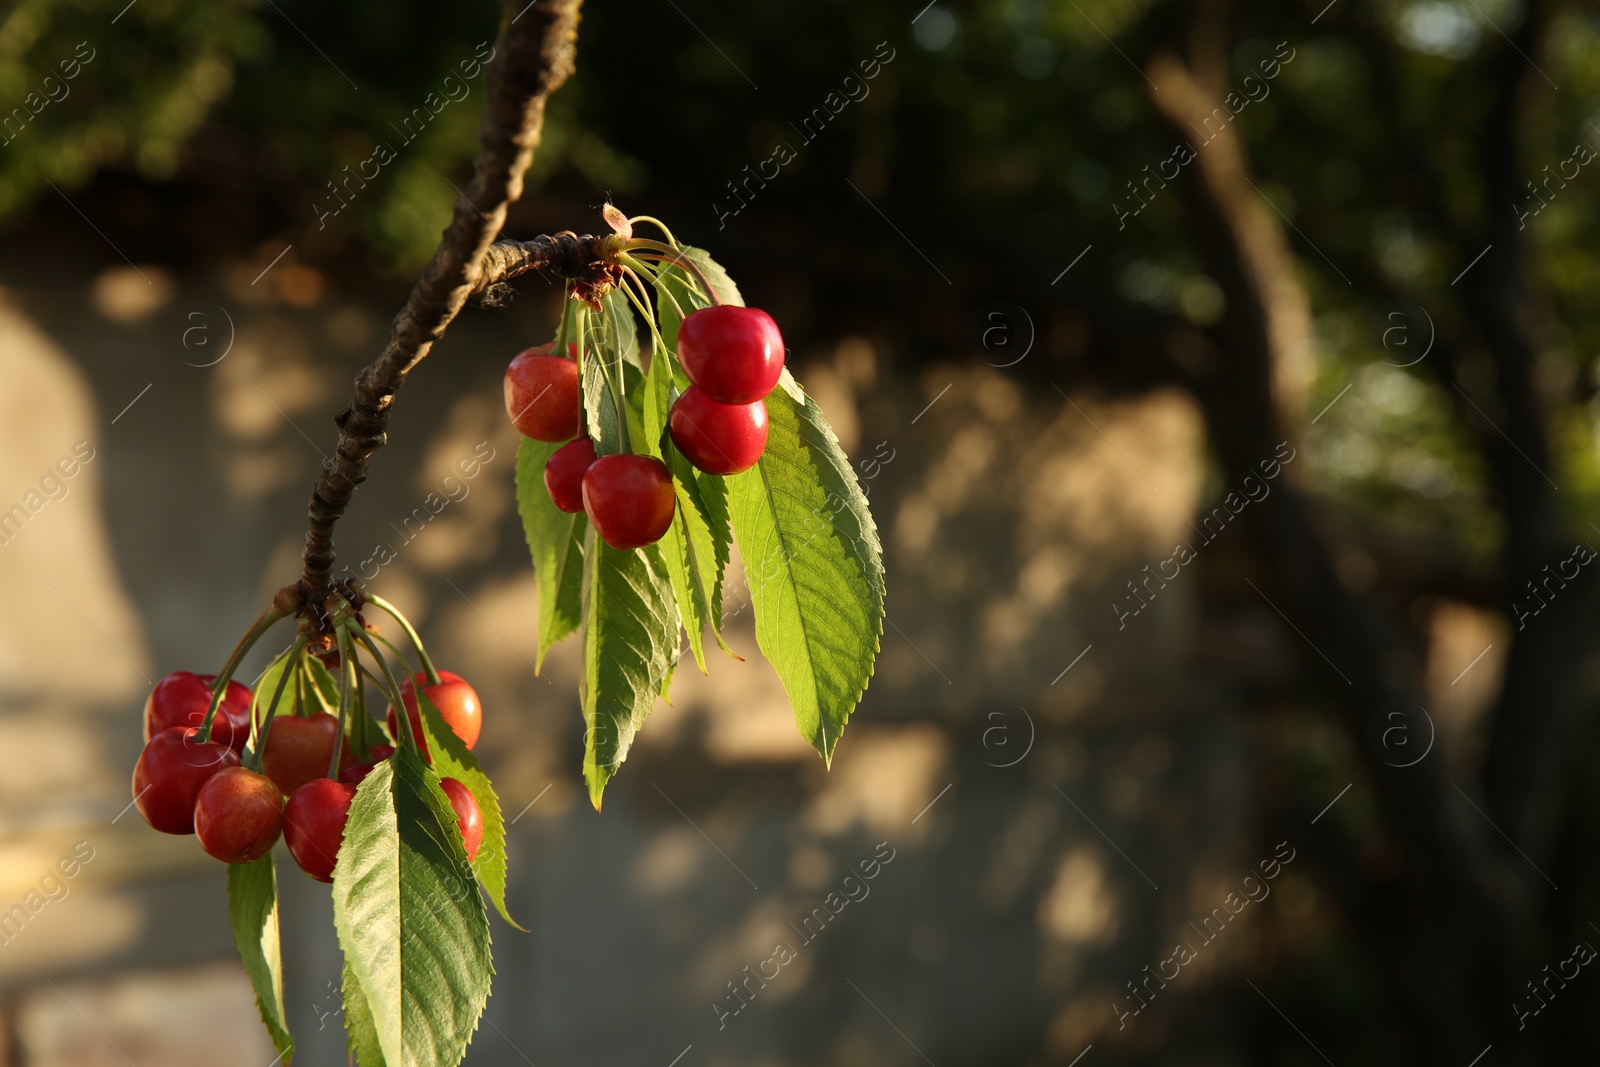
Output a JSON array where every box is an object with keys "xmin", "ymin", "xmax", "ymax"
[
  {"xmin": 302, "ymin": 654, "xmax": 341, "ymax": 716},
  {"xmin": 251, "ymin": 647, "xmax": 297, "ymax": 720},
  {"xmin": 581, "ymin": 321, "xmax": 625, "ymax": 458},
  {"xmin": 620, "ymin": 360, "xmax": 648, "ymax": 454},
  {"xmin": 342, "ymin": 959, "xmax": 385, "ymax": 1067},
  {"xmin": 652, "ymin": 246, "xmax": 743, "ymax": 350},
  {"xmin": 641, "ymin": 339, "xmax": 674, "ymax": 461},
  {"xmin": 662, "ymin": 446, "xmax": 735, "ymax": 672},
  {"xmin": 226, "ymin": 857, "xmax": 293, "ymax": 1064},
  {"xmin": 415, "ymin": 689, "xmax": 523, "ymax": 931},
  {"xmin": 333, "ymin": 763, "xmax": 401, "ymax": 1066},
  {"xmin": 581, "ymin": 294, "xmax": 647, "ymax": 456},
  {"xmin": 515, "ymin": 437, "xmax": 587, "ymax": 669},
  {"xmin": 332, "ymin": 751, "xmax": 492, "ymax": 1067},
  {"xmin": 727, "ymin": 387, "xmax": 885, "ymax": 764},
  {"xmin": 594, "ymin": 286, "xmax": 641, "ymax": 369},
  {"xmin": 580, "ymin": 528, "xmax": 680, "ymax": 809}
]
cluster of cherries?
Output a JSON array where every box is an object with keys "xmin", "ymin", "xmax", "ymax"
[
  {"xmin": 503, "ymin": 304, "xmax": 786, "ymax": 549},
  {"xmin": 132, "ymin": 667, "xmax": 486, "ymax": 881}
]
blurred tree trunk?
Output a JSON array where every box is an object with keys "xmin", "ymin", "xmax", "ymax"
[{"xmin": 1133, "ymin": 1, "xmax": 1591, "ymax": 1060}]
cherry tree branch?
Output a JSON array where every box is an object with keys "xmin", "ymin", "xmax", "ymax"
[{"xmin": 298, "ymin": 0, "xmax": 601, "ymax": 629}]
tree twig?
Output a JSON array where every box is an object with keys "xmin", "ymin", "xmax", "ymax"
[{"xmin": 298, "ymin": 0, "xmax": 598, "ymax": 631}]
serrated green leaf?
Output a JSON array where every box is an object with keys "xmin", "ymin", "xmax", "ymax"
[
  {"xmin": 393, "ymin": 750, "xmax": 492, "ymax": 1064},
  {"xmin": 652, "ymin": 246, "xmax": 743, "ymax": 349},
  {"xmin": 415, "ymin": 689, "xmax": 522, "ymax": 931},
  {"xmin": 580, "ymin": 528, "xmax": 680, "ymax": 809},
  {"xmin": 727, "ymin": 387, "xmax": 884, "ymax": 764},
  {"xmin": 332, "ymin": 751, "xmax": 492, "ymax": 1067},
  {"xmin": 342, "ymin": 959, "xmax": 385, "ymax": 1067},
  {"xmin": 333, "ymin": 762, "xmax": 401, "ymax": 1066},
  {"xmin": 515, "ymin": 437, "xmax": 587, "ymax": 669},
  {"xmin": 663, "ymin": 447, "xmax": 735, "ymax": 672},
  {"xmin": 773, "ymin": 364, "xmax": 807, "ymax": 404},
  {"xmin": 227, "ymin": 857, "xmax": 293, "ymax": 1064}
]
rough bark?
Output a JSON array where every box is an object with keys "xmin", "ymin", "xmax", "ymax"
[{"xmin": 297, "ymin": 0, "xmax": 603, "ymax": 628}]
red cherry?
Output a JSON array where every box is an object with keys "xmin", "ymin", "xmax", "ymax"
[
  {"xmin": 194, "ymin": 767, "xmax": 284, "ymax": 863},
  {"xmin": 133, "ymin": 727, "xmax": 241, "ymax": 835},
  {"xmin": 668, "ymin": 387, "xmax": 769, "ymax": 475},
  {"xmin": 544, "ymin": 437, "xmax": 598, "ymax": 513},
  {"xmin": 338, "ymin": 743, "xmax": 396, "ymax": 785},
  {"xmin": 581, "ymin": 454, "xmax": 675, "ymax": 550},
  {"xmin": 439, "ymin": 778, "xmax": 484, "ymax": 864},
  {"xmin": 284, "ymin": 777, "xmax": 358, "ymax": 882},
  {"xmin": 261, "ymin": 713, "xmax": 341, "ymax": 797},
  {"xmin": 677, "ymin": 306, "xmax": 785, "ymax": 404},
  {"xmin": 144, "ymin": 671, "xmax": 253, "ymax": 752},
  {"xmin": 388, "ymin": 672, "xmax": 482, "ymax": 758},
  {"xmin": 504, "ymin": 344, "xmax": 580, "ymax": 441}
]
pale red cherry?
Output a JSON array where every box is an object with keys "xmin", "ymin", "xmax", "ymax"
[
  {"xmin": 504, "ymin": 343, "xmax": 580, "ymax": 441},
  {"xmin": 194, "ymin": 767, "xmax": 284, "ymax": 863}
]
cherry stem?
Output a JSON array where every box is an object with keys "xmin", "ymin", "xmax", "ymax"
[
  {"xmin": 643, "ymin": 260, "xmax": 694, "ymax": 338},
  {"xmin": 367, "ymin": 629, "xmax": 414, "ymax": 670},
  {"xmin": 249, "ymin": 639, "xmax": 305, "ymax": 774},
  {"xmin": 196, "ymin": 604, "xmax": 288, "ymax": 744},
  {"xmin": 626, "ymin": 216, "xmax": 680, "ymax": 247},
  {"xmin": 328, "ymin": 627, "xmax": 355, "ymax": 778},
  {"xmin": 623, "ymin": 242, "xmax": 720, "ymax": 306},
  {"xmin": 616, "ymin": 267, "xmax": 674, "ymax": 375},
  {"xmin": 346, "ymin": 621, "xmax": 419, "ymax": 754},
  {"xmin": 365, "ymin": 595, "xmax": 440, "ymax": 686}
]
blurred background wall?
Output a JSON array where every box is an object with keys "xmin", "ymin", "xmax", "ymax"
[{"xmin": 0, "ymin": 0, "xmax": 1595, "ymax": 1064}]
